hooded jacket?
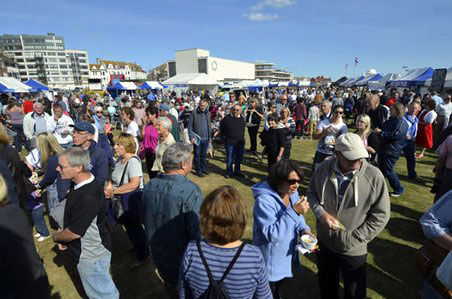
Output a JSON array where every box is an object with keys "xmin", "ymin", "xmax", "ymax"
[
  {"xmin": 252, "ymin": 181, "xmax": 310, "ymax": 282},
  {"xmin": 307, "ymin": 158, "xmax": 390, "ymax": 256},
  {"xmin": 86, "ymin": 140, "xmax": 109, "ymax": 185}
]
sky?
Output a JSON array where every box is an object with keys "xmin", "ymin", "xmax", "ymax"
[{"xmin": 1, "ymin": 0, "xmax": 451, "ymax": 80}]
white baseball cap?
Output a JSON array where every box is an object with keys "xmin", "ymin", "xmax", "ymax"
[{"xmin": 335, "ymin": 133, "xmax": 369, "ymax": 160}]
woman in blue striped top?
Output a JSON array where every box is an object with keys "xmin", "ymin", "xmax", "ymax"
[{"xmin": 178, "ymin": 185, "xmax": 272, "ymax": 299}]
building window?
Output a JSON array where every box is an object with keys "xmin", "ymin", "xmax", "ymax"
[{"xmin": 168, "ymin": 62, "xmax": 176, "ymax": 77}]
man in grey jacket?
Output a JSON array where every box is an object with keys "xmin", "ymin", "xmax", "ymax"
[
  {"xmin": 307, "ymin": 133, "xmax": 390, "ymax": 299},
  {"xmin": 187, "ymin": 97, "xmax": 211, "ymax": 177}
]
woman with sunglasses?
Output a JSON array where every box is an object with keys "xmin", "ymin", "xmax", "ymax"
[
  {"xmin": 312, "ymin": 105, "xmax": 348, "ymax": 171},
  {"xmin": 252, "ymin": 159, "xmax": 311, "ymax": 299}
]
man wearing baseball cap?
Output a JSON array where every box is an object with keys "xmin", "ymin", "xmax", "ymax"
[
  {"xmin": 307, "ymin": 133, "xmax": 390, "ymax": 299},
  {"xmin": 70, "ymin": 121, "xmax": 109, "ymax": 185}
]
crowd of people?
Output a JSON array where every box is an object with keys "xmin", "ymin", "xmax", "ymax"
[{"xmin": 0, "ymin": 84, "xmax": 451, "ymax": 299}]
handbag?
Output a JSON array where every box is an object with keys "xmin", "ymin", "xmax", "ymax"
[
  {"xmin": 111, "ymin": 156, "xmax": 142, "ymax": 221},
  {"xmin": 414, "ymin": 240, "xmax": 452, "ymax": 297},
  {"xmin": 111, "ymin": 158, "xmax": 131, "ymax": 220}
]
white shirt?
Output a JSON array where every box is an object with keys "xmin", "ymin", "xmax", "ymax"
[
  {"xmin": 436, "ymin": 102, "xmax": 452, "ymax": 129},
  {"xmin": 423, "ymin": 110, "xmax": 437, "ymax": 124},
  {"xmin": 126, "ymin": 121, "xmax": 140, "ymax": 138},
  {"xmin": 52, "ymin": 114, "xmax": 74, "ymax": 145},
  {"xmin": 74, "ymin": 174, "xmax": 95, "ymax": 190}
]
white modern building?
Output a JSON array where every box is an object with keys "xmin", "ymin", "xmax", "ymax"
[
  {"xmin": 88, "ymin": 59, "xmax": 147, "ymax": 90},
  {"xmin": 255, "ymin": 62, "xmax": 292, "ymax": 82},
  {"xmin": 167, "ymin": 48, "xmax": 255, "ymax": 82}
]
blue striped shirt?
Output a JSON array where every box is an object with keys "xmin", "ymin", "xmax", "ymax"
[{"xmin": 178, "ymin": 240, "xmax": 272, "ymax": 299}]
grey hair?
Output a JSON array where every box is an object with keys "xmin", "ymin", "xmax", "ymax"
[
  {"xmin": 157, "ymin": 117, "xmax": 172, "ymax": 130},
  {"xmin": 33, "ymin": 102, "xmax": 43, "ymax": 109},
  {"xmin": 162, "ymin": 142, "xmax": 192, "ymax": 172},
  {"xmin": 59, "ymin": 147, "xmax": 91, "ymax": 172},
  {"xmin": 321, "ymin": 100, "xmax": 332, "ymax": 107}
]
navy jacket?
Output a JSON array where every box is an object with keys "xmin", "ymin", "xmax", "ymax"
[
  {"xmin": 86, "ymin": 140, "xmax": 109, "ymax": 185},
  {"xmin": 379, "ymin": 116, "xmax": 409, "ymax": 157}
]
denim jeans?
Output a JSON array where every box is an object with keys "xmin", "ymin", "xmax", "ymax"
[
  {"xmin": 77, "ymin": 253, "xmax": 119, "ymax": 299},
  {"xmin": 46, "ymin": 182, "xmax": 59, "ymax": 215},
  {"xmin": 225, "ymin": 143, "xmax": 244, "ymax": 175},
  {"xmin": 193, "ymin": 140, "xmax": 209, "ymax": 174},
  {"xmin": 378, "ymin": 153, "xmax": 404, "ymax": 194},
  {"xmin": 31, "ymin": 205, "xmax": 50, "ymax": 237},
  {"xmin": 11, "ymin": 123, "xmax": 25, "ymax": 152}
]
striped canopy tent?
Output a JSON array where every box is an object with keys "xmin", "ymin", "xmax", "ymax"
[
  {"xmin": 354, "ymin": 74, "xmax": 383, "ymax": 86},
  {"xmin": 25, "ymin": 79, "xmax": 49, "ymax": 92},
  {"xmin": 139, "ymin": 81, "xmax": 163, "ymax": 90},
  {"xmin": 0, "ymin": 77, "xmax": 32, "ymax": 93},
  {"xmin": 386, "ymin": 67, "xmax": 433, "ymax": 88}
]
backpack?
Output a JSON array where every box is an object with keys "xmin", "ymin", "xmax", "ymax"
[{"xmin": 197, "ymin": 240, "xmax": 245, "ymax": 299}]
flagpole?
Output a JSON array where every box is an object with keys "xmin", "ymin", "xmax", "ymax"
[{"xmin": 353, "ymin": 64, "xmax": 356, "ymax": 78}]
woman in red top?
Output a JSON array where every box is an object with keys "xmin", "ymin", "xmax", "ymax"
[{"xmin": 416, "ymin": 99, "xmax": 437, "ymax": 159}]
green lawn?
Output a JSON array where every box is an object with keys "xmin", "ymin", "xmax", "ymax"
[{"xmin": 35, "ymin": 131, "xmax": 436, "ymax": 299}]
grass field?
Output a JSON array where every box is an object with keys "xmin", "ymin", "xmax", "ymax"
[{"xmin": 35, "ymin": 129, "xmax": 437, "ymax": 299}]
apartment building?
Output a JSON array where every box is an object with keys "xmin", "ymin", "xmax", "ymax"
[{"xmin": 0, "ymin": 33, "xmax": 89, "ymax": 89}]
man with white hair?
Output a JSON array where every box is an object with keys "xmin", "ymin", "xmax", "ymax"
[
  {"xmin": 23, "ymin": 102, "xmax": 54, "ymax": 149},
  {"xmin": 143, "ymin": 142, "xmax": 202, "ymax": 298},
  {"xmin": 53, "ymin": 147, "xmax": 118, "ymax": 299}
]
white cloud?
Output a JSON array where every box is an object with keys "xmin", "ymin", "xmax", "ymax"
[
  {"xmin": 243, "ymin": 12, "xmax": 280, "ymax": 21},
  {"xmin": 252, "ymin": 0, "xmax": 296, "ymax": 10}
]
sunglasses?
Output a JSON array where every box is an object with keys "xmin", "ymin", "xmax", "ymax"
[
  {"xmin": 96, "ymin": 111, "xmax": 103, "ymax": 114},
  {"xmin": 287, "ymin": 179, "xmax": 301, "ymax": 185},
  {"xmin": 334, "ymin": 111, "xmax": 344, "ymax": 115},
  {"xmin": 233, "ymin": 109, "xmax": 241, "ymax": 111}
]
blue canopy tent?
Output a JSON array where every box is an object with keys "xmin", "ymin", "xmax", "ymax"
[
  {"xmin": 107, "ymin": 81, "xmax": 137, "ymax": 98},
  {"xmin": 354, "ymin": 74, "xmax": 383, "ymax": 86},
  {"xmin": 25, "ymin": 79, "xmax": 49, "ymax": 92},
  {"xmin": 387, "ymin": 67, "xmax": 434, "ymax": 88}
]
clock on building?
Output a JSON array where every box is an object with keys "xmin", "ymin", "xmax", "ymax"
[{"xmin": 211, "ymin": 60, "xmax": 218, "ymax": 71}]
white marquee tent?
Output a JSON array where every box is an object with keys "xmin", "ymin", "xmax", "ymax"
[{"xmin": 162, "ymin": 73, "xmax": 218, "ymax": 86}]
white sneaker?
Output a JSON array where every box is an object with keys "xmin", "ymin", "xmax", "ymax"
[
  {"xmin": 34, "ymin": 233, "xmax": 41, "ymax": 238},
  {"xmin": 37, "ymin": 235, "xmax": 50, "ymax": 242}
]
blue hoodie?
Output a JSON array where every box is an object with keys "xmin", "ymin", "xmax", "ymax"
[{"xmin": 252, "ymin": 181, "xmax": 310, "ymax": 282}]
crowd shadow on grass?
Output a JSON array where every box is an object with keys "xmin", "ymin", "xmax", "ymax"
[
  {"xmin": 51, "ymin": 246, "xmax": 87, "ymax": 298},
  {"xmin": 368, "ymin": 237, "xmax": 422, "ymax": 299},
  {"xmin": 109, "ymin": 224, "xmax": 165, "ymax": 298},
  {"xmin": 385, "ymin": 217, "xmax": 425, "ymax": 245},
  {"xmin": 391, "ymin": 202, "xmax": 424, "ymax": 221}
]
